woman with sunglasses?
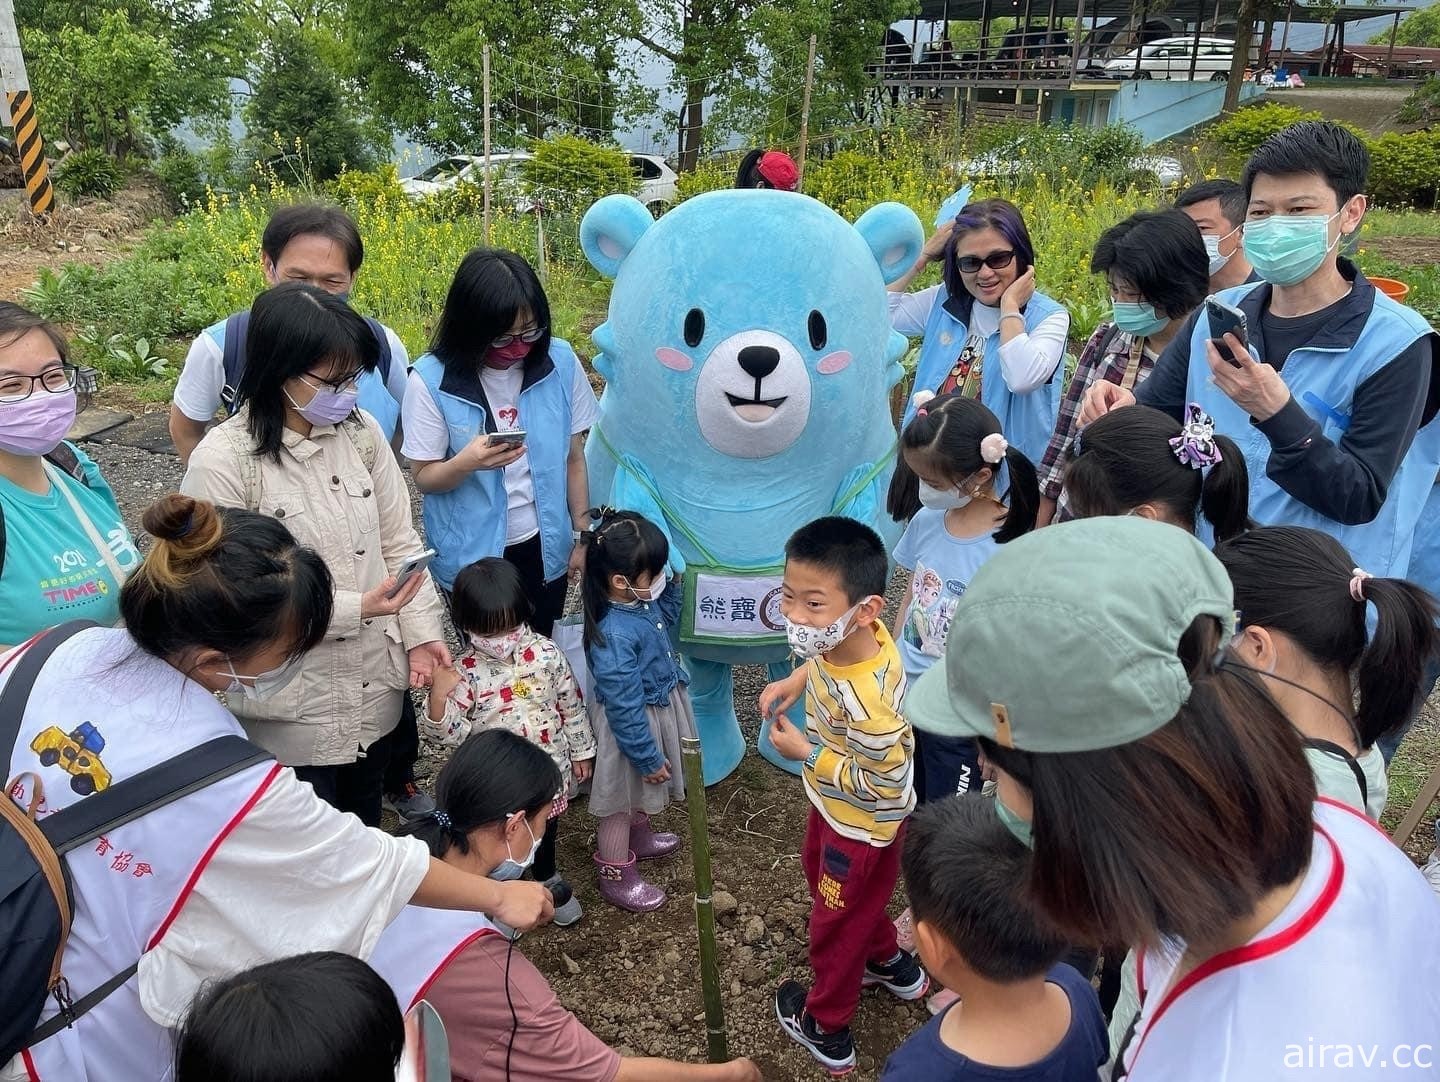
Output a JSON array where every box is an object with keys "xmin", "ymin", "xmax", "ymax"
[
  {"xmin": 887, "ymin": 198, "xmax": 1069, "ymax": 517},
  {"xmin": 402, "ymin": 247, "xmax": 599, "ymax": 633},
  {"xmin": 0, "ymin": 302, "xmax": 141, "ymax": 649},
  {"xmin": 181, "ymin": 282, "xmax": 448, "ymax": 825}
]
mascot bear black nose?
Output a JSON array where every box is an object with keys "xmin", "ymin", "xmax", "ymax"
[{"xmin": 738, "ymin": 345, "xmax": 781, "ymax": 380}]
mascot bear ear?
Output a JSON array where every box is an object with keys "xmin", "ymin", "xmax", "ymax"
[
  {"xmin": 581, "ymin": 195, "xmax": 655, "ymax": 279},
  {"xmin": 853, "ymin": 202, "xmax": 925, "ymax": 286}
]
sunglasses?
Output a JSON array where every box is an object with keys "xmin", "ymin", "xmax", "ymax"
[{"xmin": 956, "ymin": 250, "xmax": 1016, "ymax": 274}]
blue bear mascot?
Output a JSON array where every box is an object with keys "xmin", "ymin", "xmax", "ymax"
[{"xmin": 579, "ymin": 190, "xmax": 923, "ymax": 783}]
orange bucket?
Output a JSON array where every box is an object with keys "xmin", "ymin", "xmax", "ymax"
[{"xmin": 1369, "ymin": 276, "xmax": 1410, "ymax": 302}]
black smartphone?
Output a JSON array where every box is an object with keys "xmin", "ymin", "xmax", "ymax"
[{"xmin": 1205, "ymin": 297, "xmax": 1249, "ymax": 368}]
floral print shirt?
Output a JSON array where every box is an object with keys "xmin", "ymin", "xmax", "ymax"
[{"xmin": 425, "ymin": 626, "xmax": 596, "ymax": 796}]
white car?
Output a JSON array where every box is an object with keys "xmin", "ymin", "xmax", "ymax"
[
  {"xmin": 398, "ymin": 152, "xmax": 532, "ymax": 200},
  {"xmin": 1103, "ymin": 37, "xmax": 1235, "ymax": 81},
  {"xmin": 628, "ymin": 152, "xmax": 679, "ymax": 216},
  {"xmin": 947, "ymin": 147, "xmax": 1184, "ymax": 189}
]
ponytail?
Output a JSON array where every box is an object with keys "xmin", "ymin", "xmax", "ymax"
[
  {"xmin": 1199, "ymin": 433, "xmax": 1252, "ymax": 544},
  {"xmin": 398, "ymin": 730, "xmax": 560, "ymax": 857},
  {"xmin": 995, "ymin": 443, "xmax": 1040, "ymax": 543},
  {"xmin": 1215, "ymin": 525, "xmax": 1440, "ymax": 748}
]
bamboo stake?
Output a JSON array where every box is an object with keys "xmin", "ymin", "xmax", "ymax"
[
  {"xmin": 482, "ymin": 44, "xmax": 492, "ymax": 245},
  {"xmin": 681, "ymin": 735, "xmax": 727, "ymax": 1062},
  {"xmin": 797, "ymin": 35, "xmax": 817, "ymax": 187}
]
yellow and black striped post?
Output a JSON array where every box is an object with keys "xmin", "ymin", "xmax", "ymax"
[
  {"xmin": 7, "ymin": 88, "xmax": 52, "ymax": 214},
  {"xmin": 0, "ymin": 0, "xmax": 53, "ymax": 217}
]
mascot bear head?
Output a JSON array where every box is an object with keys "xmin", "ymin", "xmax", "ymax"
[{"xmin": 581, "ymin": 189, "xmax": 922, "ymax": 566}]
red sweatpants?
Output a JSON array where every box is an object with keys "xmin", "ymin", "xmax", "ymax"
[{"xmin": 801, "ymin": 806, "xmax": 905, "ymax": 1031}]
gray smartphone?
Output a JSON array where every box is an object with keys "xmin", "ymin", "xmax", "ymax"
[
  {"xmin": 1205, "ymin": 297, "xmax": 1249, "ymax": 367},
  {"xmin": 387, "ymin": 549, "xmax": 437, "ymax": 598},
  {"xmin": 488, "ymin": 429, "xmax": 527, "ymax": 447}
]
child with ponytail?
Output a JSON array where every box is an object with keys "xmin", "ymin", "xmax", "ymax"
[
  {"xmin": 894, "ymin": 390, "xmax": 1040, "ymax": 803},
  {"xmin": 1217, "ymin": 525, "xmax": 1440, "ymax": 818},
  {"xmin": 580, "ymin": 508, "xmax": 696, "ymax": 912},
  {"xmin": 1064, "ymin": 402, "xmax": 1251, "ymax": 543}
]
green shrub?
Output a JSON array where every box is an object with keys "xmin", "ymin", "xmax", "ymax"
[
  {"xmin": 1398, "ymin": 76, "xmax": 1440, "ymax": 128},
  {"xmin": 1210, "ymin": 103, "xmax": 1322, "ymax": 155},
  {"xmin": 151, "ymin": 149, "xmax": 208, "ymax": 208},
  {"xmin": 519, "ymin": 135, "xmax": 635, "ymax": 215},
  {"xmin": 328, "ymin": 163, "xmax": 406, "ymax": 207},
  {"xmin": 54, "ymin": 149, "xmax": 125, "ymax": 199},
  {"xmin": 1368, "ymin": 130, "xmax": 1440, "ymax": 209}
]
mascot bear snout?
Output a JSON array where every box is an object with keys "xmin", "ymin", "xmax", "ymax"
[{"xmin": 694, "ymin": 328, "xmax": 811, "ymax": 458}]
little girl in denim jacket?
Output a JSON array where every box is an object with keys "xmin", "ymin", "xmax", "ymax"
[{"xmin": 580, "ymin": 508, "xmax": 695, "ymax": 912}]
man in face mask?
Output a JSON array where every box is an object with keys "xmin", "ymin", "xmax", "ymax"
[
  {"xmin": 1174, "ymin": 178, "xmax": 1255, "ymax": 292},
  {"xmin": 1081, "ymin": 120, "xmax": 1440, "ymax": 585}
]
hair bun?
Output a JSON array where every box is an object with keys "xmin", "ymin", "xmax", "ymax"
[{"xmin": 142, "ymin": 495, "xmax": 224, "ymax": 562}]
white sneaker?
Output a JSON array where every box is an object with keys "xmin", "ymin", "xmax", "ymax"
[{"xmin": 1422, "ymin": 850, "xmax": 1440, "ymax": 897}]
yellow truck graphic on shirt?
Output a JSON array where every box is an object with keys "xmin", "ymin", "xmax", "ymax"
[{"xmin": 31, "ymin": 722, "xmax": 112, "ymax": 796}]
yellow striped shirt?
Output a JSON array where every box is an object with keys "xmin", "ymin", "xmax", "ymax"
[{"xmin": 802, "ymin": 622, "xmax": 915, "ymax": 846}]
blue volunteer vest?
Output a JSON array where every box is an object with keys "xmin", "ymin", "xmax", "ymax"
[
  {"xmin": 413, "ymin": 340, "xmax": 578, "ymax": 590},
  {"xmin": 907, "ymin": 286, "xmax": 1066, "ymax": 463},
  {"xmin": 1185, "ymin": 277, "xmax": 1440, "ymax": 578}
]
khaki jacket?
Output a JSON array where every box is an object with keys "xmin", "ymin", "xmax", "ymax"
[{"xmin": 181, "ymin": 408, "xmax": 446, "ymax": 766}]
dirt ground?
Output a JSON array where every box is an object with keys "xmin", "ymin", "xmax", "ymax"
[
  {"xmin": 1368, "ymin": 235, "xmax": 1440, "ymax": 268},
  {"xmin": 0, "ymin": 183, "xmax": 161, "ymax": 297}
]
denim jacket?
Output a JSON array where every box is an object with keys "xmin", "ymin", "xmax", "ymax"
[{"xmin": 587, "ymin": 581, "xmax": 688, "ymax": 775}]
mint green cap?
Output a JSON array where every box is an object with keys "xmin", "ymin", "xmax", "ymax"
[{"xmin": 905, "ymin": 517, "xmax": 1236, "ymax": 752}]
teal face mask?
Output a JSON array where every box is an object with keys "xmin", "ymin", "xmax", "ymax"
[
  {"xmin": 1242, "ymin": 212, "xmax": 1342, "ymax": 287},
  {"xmin": 995, "ymin": 796, "xmax": 1033, "ymax": 849},
  {"xmin": 1111, "ymin": 300, "xmax": 1170, "ymax": 338}
]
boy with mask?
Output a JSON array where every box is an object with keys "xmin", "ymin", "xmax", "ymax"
[
  {"xmin": 1082, "ymin": 121, "xmax": 1440, "ymax": 580},
  {"xmin": 760, "ymin": 516, "xmax": 924, "ymax": 1075},
  {"xmin": 1174, "ymin": 178, "xmax": 1256, "ymax": 292},
  {"xmin": 881, "ymin": 795, "xmax": 1109, "ymax": 1082}
]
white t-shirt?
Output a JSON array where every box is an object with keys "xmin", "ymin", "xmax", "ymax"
[
  {"xmin": 1116, "ymin": 799, "xmax": 1440, "ymax": 1081},
  {"xmin": 172, "ymin": 320, "xmax": 410, "ymax": 422},
  {"xmin": 893, "ymin": 508, "xmax": 1000, "ymax": 689},
  {"xmin": 402, "ymin": 360, "xmax": 599, "ymax": 545}
]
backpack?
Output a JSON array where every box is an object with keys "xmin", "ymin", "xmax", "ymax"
[
  {"xmin": 0, "ymin": 620, "xmax": 272, "ymax": 1063},
  {"xmin": 0, "ymin": 443, "xmax": 90, "ymax": 575},
  {"xmin": 219, "ymin": 310, "xmax": 393, "ymax": 416},
  {"xmin": 213, "ymin": 411, "xmax": 377, "ymax": 514}
]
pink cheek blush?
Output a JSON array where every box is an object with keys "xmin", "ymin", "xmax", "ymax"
[
  {"xmin": 655, "ymin": 347, "xmax": 694, "ymax": 372},
  {"xmin": 817, "ymin": 351, "xmax": 852, "ymax": 375}
]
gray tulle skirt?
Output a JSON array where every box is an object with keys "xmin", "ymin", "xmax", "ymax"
[{"xmin": 587, "ymin": 685, "xmax": 697, "ymax": 819}]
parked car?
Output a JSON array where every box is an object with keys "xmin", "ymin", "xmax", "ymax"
[
  {"xmin": 1103, "ymin": 36, "xmax": 1235, "ymax": 81},
  {"xmin": 398, "ymin": 152, "xmax": 531, "ymax": 200},
  {"xmin": 947, "ymin": 144, "xmax": 1184, "ymax": 188},
  {"xmin": 629, "ymin": 153, "xmax": 679, "ymax": 215}
]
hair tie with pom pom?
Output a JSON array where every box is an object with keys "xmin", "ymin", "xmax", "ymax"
[{"xmin": 979, "ymin": 432, "xmax": 1008, "ymax": 464}]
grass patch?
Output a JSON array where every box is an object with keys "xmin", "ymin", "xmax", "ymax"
[{"xmin": 1365, "ymin": 208, "xmax": 1440, "ymax": 239}]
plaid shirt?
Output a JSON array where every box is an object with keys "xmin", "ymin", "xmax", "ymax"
[{"xmin": 1038, "ymin": 323, "xmax": 1155, "ymax": 500}]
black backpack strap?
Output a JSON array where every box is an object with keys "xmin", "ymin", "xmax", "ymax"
[
  {"xmin": 27, "ymin": 962, "xmax": 139, "ymax": 1046},
  {"xmin": 43, "ymin": 443, "xmax": 87, "ymax": 486},
  {"xmin": 1302, "ymin": 737, "xmax": 1369, "ymax": 809},
  {"xmin": 220, "ymin": 311, "xmax": 248, "ymax": 416},
  {"xmin": 1, "ymin": 621, "xmax": 99, "ymax": 756},
  {"xmin": 364, "ymin": 317, "xmax": 393, "ymax": 384}
]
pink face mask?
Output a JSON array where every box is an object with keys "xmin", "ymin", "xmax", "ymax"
[
  {"xmin": 487, "ymin": 341, "xmax": 532, "ymax": 369},
  {"xmin": 0, "ymin": 388, "xmax": 77, "ymax": 456}
]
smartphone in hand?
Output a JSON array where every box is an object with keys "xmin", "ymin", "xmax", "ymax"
[
  {"xmin": 1205, "ymin": 297, "xmax": 1249, "ymax": 368},
  {"xmin": 387, "ymin": 549, "xmax": 438, "ymax": 599},
  {"xmin": 488, "ymin": 429, "xmax": 527, "ymax": 447}
]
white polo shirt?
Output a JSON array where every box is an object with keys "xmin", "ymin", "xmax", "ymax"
[{"xmin": 1117, "ymin": 798, "xmax": 1440, "ymax": 1081}]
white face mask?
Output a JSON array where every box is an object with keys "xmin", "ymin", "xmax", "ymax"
[
  {"xmin": 219, "ymin": 654, "xmax": 304, "ymax": 701},
  {"xmin": 785, "ymin": 601, "xmax": 866, "ymax": 660},
  {"xmin": 1202, "ymin": 225, "xmax": 1241, "ymax": 276},
  {"xmin": 917, "ymin": 480, "xmax": 972, "ymax": 511},
  {"xmin": 470, "ymin": 629, "xmax": 522, "ymax": 660},
  {"xmin": 627, "ymin": 577, "xmax": 667, "ymax": 603},
  {"xmin": 489, "ymin": 813, "xmax": 542, "ymax": 881}
]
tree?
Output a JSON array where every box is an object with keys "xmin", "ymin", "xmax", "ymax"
[
  {"xmin": 1370, "ymin": 5, "xmax": 1440, "ymax": 47},
  {"xmin": 244, "ymin": 25, "xmax": 379, "ymax": 180}
]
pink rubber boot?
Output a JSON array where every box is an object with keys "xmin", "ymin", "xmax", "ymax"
[
  {"xmin": 594, "ymin": 851, "xmax": 666, "ymax": 912},
  {"xmin": 630, "ymin": 810, "xmax": 681, "ymax": 860}
]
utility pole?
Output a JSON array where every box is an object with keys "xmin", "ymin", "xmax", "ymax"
[{"xmin": 0, "ymin": 0, "xmax": 53, "ymax": 215}]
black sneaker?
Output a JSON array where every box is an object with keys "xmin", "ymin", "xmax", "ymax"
[
  {"xmin": 862, "ymin": 950, "xmax": 930, "ymax": 1001},
  {"xmin": 774, "ymin": 979, "xmax": 856, "ymax": 1075}
]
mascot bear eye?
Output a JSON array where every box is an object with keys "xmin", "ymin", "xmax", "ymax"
[
  {"xmin": 684, "ymin": 309, "xmax": 705, "ymax": 348},
  {"xmin": 808, "ymin": 310, "xmax": 828, "ymax": 351}
]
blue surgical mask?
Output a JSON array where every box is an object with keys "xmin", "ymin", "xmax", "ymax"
[
  {"xmin": 1242, "ymin": 212, "xmax": 1343, "ymax": 287},
  {"xmin": 995, "ymin": 796, "xmax": 1033, "ymax": 849},
  {"xmin": 489, "ymin": 814, "xmax": 541, "ymax": 881},
  {"xmin": 1111, "ymin": 300, "xmax": 1170, "ymax": 338}
]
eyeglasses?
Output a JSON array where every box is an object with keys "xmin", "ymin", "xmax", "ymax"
[
  {"xmin": 956, "ymin": 250, "xmax": 1016, "ymax": 275},
  {"xmin": 492, "ymin": 325, "xmax": 547, "ymax": 348},
  {"xmin": 302, "ymin": 370, "xmax": 362, "ymax": 394},
  {"xmin": 0, "ymin": 363, "xmax": 78, "ymax": 403}
]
